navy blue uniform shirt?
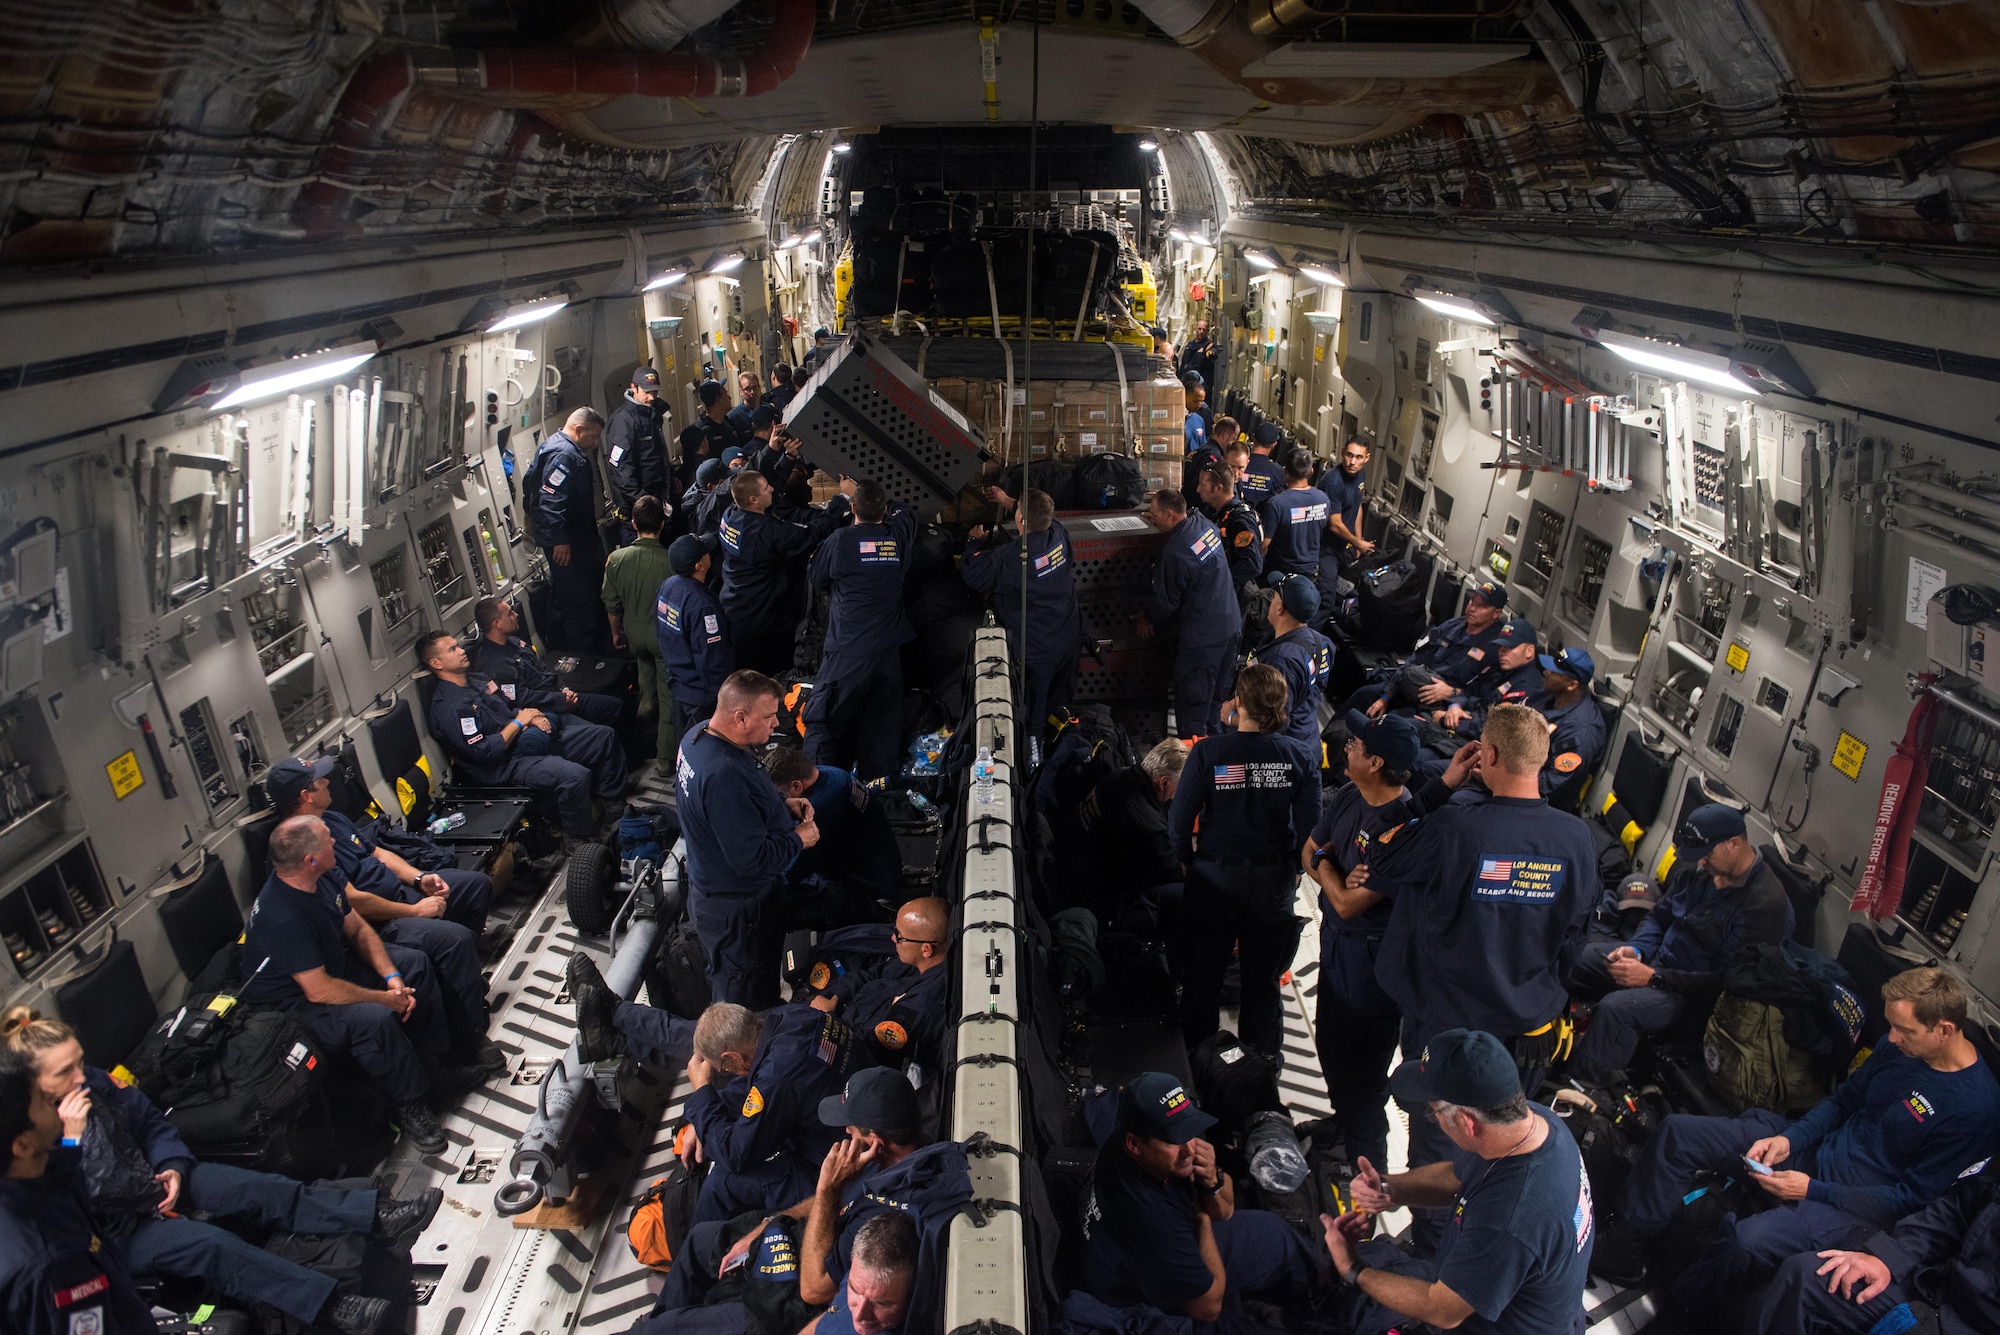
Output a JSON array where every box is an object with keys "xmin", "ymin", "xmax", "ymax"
[
  {"xmin": 676, "ymin": 723, "xmax": 803, "ymax": 898},
  {"xmin": 1198, "ymin": 497, "xmax": 1265, "ymax": 597},
  {"xmin": 1144, "ymin": 511, "xmax": 1237, "ymax": 651},
  {"xmin": 1430, "ymin": 1105, "xmax": 1595, "ymax": 1335},
  {"xmin": 960, "ymin": 521, "xmax": 1083, "ymax": 666},
  {"xmin": 657, "ymin": 573, "xmax": 733, "ymax": 700},
  {"xmin": 1537, "ymin": 696, "xmax": 1607, "ymax": 813},
  {"xmin": 1240, "ymin": 453, "xmax": 1286, "ymax": 509},
  {"xmin": 322, "ymin": 809, "xmax": 404, "ymax": 899},
  {"xmin": 1259, "ymin": 484, "xmax": 1333, "ymax": 579},
  {"xmin": 847, "ymin": 959, "xmax": 953, "ymax": 1069},
  {"xmin": 1448, "ymin": 660, "xmax": 1542, "ymax": 736},
  {"xmin": 1080, "ymin": 1143, "xmax": 1212, "ymax": 1313},
  {"xmin": 1366, "ymin": 793, "xmax": 1597, "ymax": 1036},
  {"xmin": 719, "ymin": 499, "xmax": 848, "ymax": 634},
  {"xmin": 606, "ymin": 393, "xmax": 669, "ymax": 514},
  {"xmin": 1319, "ymin": 464, "xmax": 1366, "ymax": 544},
  {"xmin": 429, "ymin": 675, "xmax": 525, "ymax": 784},
  {"xmin": 1252, "ymin": 625, "xmax": 1335, "ymax": 750},
  {"xmin": 526, "ymin": 431, "xmax": 594, "ymax": 547},
  {"xmin": 790, "ymin": 765, "xmax": 902, "ymax": 895},
  {"xmin": 241, "ymin": 866, "xmax": 352, "ymax": 1005},
  {"xmin": 1313, "ymin": 783, "xmax": 1419, "ymax": 939},
  {"xmin": 682, "ymin": 1005, "xmax": 858, "ymax": 1175},
  {"xmin": 809, "ymin": 502, "xmax": 917, "ymax": 659},
  {"xmin": 1626, "ymin": 857, "xmax": 1793, "ymax": 1000},
  {"xmin": 1377, "ymin": 615, "xmax": 1509, "ymax": 700},
  {"xmin": 1169, "ymin": 731, "xmax": 1320, "ymax": 865},
  {"xmin": 0, "ymin": 1155, "xmax": 159, "ymax": 1335},
  {"xmin": 466, "ymin": 634, "xmax": 564, "ymax": 710},
  {"xmin": 725, "ymin": 402, "xmax": 757, "ymax": 442}
]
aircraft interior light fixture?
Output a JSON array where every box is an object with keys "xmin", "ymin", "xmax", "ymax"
[
  {"xmin": 207, "ymin": 340, "xmax": 381, "ymax": 410},
  {"xmin": 1403, "ymin": 280, "xmax": 1517, "ymax": 328},
  {"xmin": 1298, "ymin": 264, "xmax": 1345, "ymax": 288},
  {"xmin": 483, "ymin": 296, "xmax": 570, "ymax": 333},
  {"xmin": 643, "ymin": 268, "xmax": 688, "ymax": 291},
  {"xmin": 777, "ymin": 235, "xmax": 801, "ymax": 250},
  {"xmin": 830, "ymin": 139, "xmax": 852, "ymax": 153},
  {"xmin": 1243, "ymin": 248, "xmax": 1280, "ymax": 270},
  {"xmin": 1589, "ymin": 328, "xmax": 1765, "ymax": 396},
  {"xmin": 708, "ymin": 252, "xmax": 746, "ymax": 274},
  {"xmin": 800, "ymin": 229, "xmax": 824, "ymax": 245},
  {"xmin": 1138, "ymin": 137, "xmax": 1160, "ymax": 152}
]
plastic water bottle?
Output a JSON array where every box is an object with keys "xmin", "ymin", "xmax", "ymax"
[
  {"xmin": 972, "ymin": 746, "xmax": 995, "ymax": 807},
  {"xmin": 428, "ymin": 811, "xmax": 467, "ymax": 835},
  {"xmin": 1244, "ymin": 1111, "xmax": 1310, "ymax": 1193}
]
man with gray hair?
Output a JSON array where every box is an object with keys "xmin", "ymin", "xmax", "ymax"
[
  {"xmin": 1322, "ymin": 1028, "xmax": 1594, "ymax": 1334},
  {"xmin": 804, "ymin": 1210, "xmax": 918, "ymax": 1335},
  {"xmin": 1059, "ymin": 737, "xmax": 1189, "ymax": 930},
  {"xmin": 524, "ymin": 405, "xmax": 611, "ymax": 652}
]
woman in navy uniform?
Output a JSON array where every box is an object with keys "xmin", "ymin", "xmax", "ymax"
[
  {"xmin": 1305, "ymin": 711, "xmax": 1423, "ymax": 1173},
  {"xmin": 1354, "ymin": 702, "xmax": 1598, "ymax": 1244},
  {"xmin": 1248, "ymin": 576, "xmax": 1335, "ymax": 753},
  {"xmin": 1168, "ymin": 663, "xmax": 1321, "ymax": 1057}
]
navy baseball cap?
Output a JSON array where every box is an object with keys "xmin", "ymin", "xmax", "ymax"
[
  {"xmin": 720, "ymin": 447, "xmax": 746, "ymax": 466},
  {"xmin": 632, "ymin": 365, "xmax": 662, "ymax": 391},
  {"xmin": 751, "ymin": 404, "xmax": 781, "ymax": 429},
  {"xmin": 266, "ymin": 755, "xmax": 336, "ymax": 811},
  {"xmin": 1275, "ymin": 575, "xmax": 1320, "ymax": 622},
  {"xmin": 1118, "ymin": 1072, "xmax": 1218, "ymax": 1145},
  {"xmin": 819, "ymin": 1066, "xmax": 921, "ymax": 1132},
  {"xmin": 1675, "ymin": 804, "xmax": 1748, "ymax": 860},
  {"xmin": 695, "ymin": 458, "xmax": 728, "ymax": 486},
  {"xmin": 1254, "ymin": 421, "xmax": 1281, "ymax": 447},
  {"xmin": 1389, "ymin": 1028, "xmax": 1521, "ymax": 1108},
  {"xmin": 668, "ymin": 535, "xmax": 709, "ymax": 575},
  {"xmin": 1469, "ymin": 580, "xmax": 1508, "ymax": 609},
  {"xmin": 1344, "ymin": 710, "xmax": 1420, "ymax": 773},
  {"xmin": 814, "ymin": 326, "xmax": 831, "ymax": 339},
  {"xmin": 1492, "ymin": 617, "xmax": 1538, "ymax": 649},
  {"xmin": 1539, "ymin": 646, "xmax": 1596, "ymax": 686},
  {"xmin": 1181, "ymin": 370, "xmax": 1205, "ymax": 390}
]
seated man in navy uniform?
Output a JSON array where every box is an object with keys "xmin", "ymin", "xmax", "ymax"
[
  {"xmin": 1533, "ymin": 645, "xmax": 1607, "ymax": 812},
  {"xmin": 5, "ymin": 1008, "xmax": 438, "ymax": 1335},
  {"xmin": 804, "ymin": 479, "xmax": 917, "ymax": 782},
  {"xmin": 1324, "ymin": 1029, "xmax": 1595, "ymax": 1335},
  {"xmin": 1347, "ymin": 578, "xmax": 1511, "ymax": 718},
  {"xmin": 466, "ymin": 597, "xmax": 622, "ymax": 727},
  {"xmin": 961, "ymin": 487, "xmax": 1084, "ymax": 757},
  {"xmin": 678, "ymin": 670, "xmax": 818, "ymax": 1008},
  {"xmin": 522, "ymin": 406, "xmax": 610, "ymax": 654},
  {"xmin": 657, "ymin": 534, "xmax": 733, "ymax": 743},
  {"xmin": 1565, "ymin": 804, "xmax": 1792, "ymax": 1091},
  {"xmin": 0, "ymin": 1052, "xmax": 163, "ymax": 1335},
  {"xmin": 418, "ymin": 631, "xmax": 627, "ymax": 843},
  {"xmin": 1358, "ymin": 702, "xmax": 1597, "ymax": 1246},
  {"xmin": 1078, "ymin": 1072, "xmax": 1325, "ymax": 1328},
  {"xmin": 808, "ymin": 896, "xmax": 953, "ymax": 1072},
  {"xmin": 1757, "ymin": 1158, "xmax": 2000, "ymax": 1335},
  {"xmin": 265, "ymin": 757, "xmax": 501, "ymax": 1075},
  {"xmin": 765, "ymin": 746, "xmax": 902, "ymax": 925},
  {"xmin": 1596, "ymin": 967, "xmax": 2000, "ymax": 1308},
  {"xmin": 1135, "ymin": 487, "xmax": 1239, "ymax": 739},
  {"xmin": 1427, "ymin": 616, "xmax": 1540, "ymax": 739},
  {"xmin": 1306, "ymin": 710, "xmax": 1423, "ymax": 1175},
  {"xmin": 1248, "ymin": 575, "xmax": 1334, "ymax": 753},
  {"xmin": 240, "ymin": 815, "xmax": 464, "ymax": 1154}
]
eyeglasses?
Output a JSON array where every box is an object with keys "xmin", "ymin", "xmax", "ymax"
[{"xmin": 891, "ymin": 930, "xmax": 942, "ymax": 947}]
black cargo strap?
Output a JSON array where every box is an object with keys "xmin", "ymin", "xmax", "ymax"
[
  {"xmin": 949, "ymin": 1321, "xmax": 1025, "ymax": 1335},
  {"xmin": 962, "ymin": 1131, "xmax": 1022, "ymax": 1159},
  {"xmin": 964, "ymin": 1197, "xmax": 1025, "ymax": 1227},
  {"xmin": 960, "ymin": 920, "xmax": 1026, "ymax": 937},
  {"xmin": 951, "ymin": 1049, "xmax": 1020, "ymax": 1073},
  {"xmin": 956, "ymin": 1010, "xmax": 1018, "ymax": 1028}
]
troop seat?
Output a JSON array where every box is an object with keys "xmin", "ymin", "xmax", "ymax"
[
  {"xmin": 55, "ymin": 935, "xmax": 156, "ymax": 1068},
  {"xmin": 374, "ymin": 681, "xmax": 532, "ymax": 857},
  {"xmin": 157, "ymin": 853, "xmax": 244, "ymax": 984}
]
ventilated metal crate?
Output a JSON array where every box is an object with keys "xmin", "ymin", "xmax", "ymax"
[{"xmin": 783, "ymin": 335, "xmax": 989, "ymax": 512}]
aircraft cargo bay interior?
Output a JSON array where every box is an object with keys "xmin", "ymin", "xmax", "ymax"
[{"xmin": 2, "ymin": 2, "xmax": 2000, "ymax": 1334}]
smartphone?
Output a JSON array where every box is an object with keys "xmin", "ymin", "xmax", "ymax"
[
  {"xmin": 1741, "ymin": 1155, "xmax": 1774, "ymax": 1176},
  {"xmin": 720, "ymin": 1251, "xmax": 750, "ymax": 1275}
]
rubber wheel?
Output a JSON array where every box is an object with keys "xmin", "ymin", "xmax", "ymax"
[{"xmin": 564, "ymin": 842, "xmax": 619, "ymax": 934}]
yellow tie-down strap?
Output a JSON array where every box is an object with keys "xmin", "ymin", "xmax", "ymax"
[
  {"xmin": 395, "ymin": 755, "xmax": 434, "ymax": 816},
  {"xmin": 1598, "ymin": 790, "xmax": 1645, "ymax": 858}
]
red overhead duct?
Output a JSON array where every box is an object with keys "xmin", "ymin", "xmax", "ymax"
[{"xmin": 298, "ymin": 0, "xmax": 814, "ymax": 236}]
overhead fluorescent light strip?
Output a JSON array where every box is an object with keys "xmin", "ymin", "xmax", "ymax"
[
  {"xmin": 1413, "ymin": 291, "xmax": 1496, "ymax": 326},
  {"xmin": 212, "ymin": 343, "xmax": 378, "ymax": 409},
  {"xmin": 1594, "ymin": 329, "xmax": 1762, "ymax": 395},
  {"xmin": 487, "ymin": 298, "xmax": 569, "ymax": 333},
  {"xmin": 643, "ymin": 269, "xmax": 687, "ymax": 291},
  {"xmin": 1299, "ymin": 264, "xmax": 1344, "ymax": 288}
]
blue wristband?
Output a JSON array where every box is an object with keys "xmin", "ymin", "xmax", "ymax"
[
  {"xmin": 61, "ymin": 1136, "xmax": 78, "ymax": 1147},
  {"xmin": 383, "ymin": 972, "xmax": 402, "ymax": 981}
]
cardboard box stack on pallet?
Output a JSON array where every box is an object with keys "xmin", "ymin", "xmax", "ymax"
[{"xmin": 929, "ymin": 375, "xmax": 1187, "ymax": 490}]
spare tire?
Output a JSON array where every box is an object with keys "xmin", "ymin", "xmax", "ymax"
[{"xmin": 565, "ymin": 842, "xmax": 619, "ymax": 934}]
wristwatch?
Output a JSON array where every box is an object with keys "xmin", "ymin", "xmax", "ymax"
[
  {"xmin": 1340, "ymin": 1261, "xmax": 1365, "ymax": 1286},
  {"xmin": 1197, "ymin": 1172, "xmax": 1226, "ymax": 1197}
]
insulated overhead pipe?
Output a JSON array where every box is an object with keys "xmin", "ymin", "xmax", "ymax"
[{"xmin": 298, "ymin": 0, "xmax": 816, "ymax": 236}]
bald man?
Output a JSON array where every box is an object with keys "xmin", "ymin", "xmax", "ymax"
[
  {"xmin": 525, "ymin": 406, "xmax": 612, "ymax": 653},
  {"xmin": 815, "ymin": 897, "xmax": 954, "ymax": 1072}
]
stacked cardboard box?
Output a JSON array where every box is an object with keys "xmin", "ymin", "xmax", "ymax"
[{"xmin": 919, "ymin": 375, "xmax": 1185, "ymax": 465}]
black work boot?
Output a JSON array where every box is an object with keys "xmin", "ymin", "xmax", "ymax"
[
  {"xmin": 323, "ymin": 1295, "xmax": 390, "ymax": 1335},
  {"xmin": 395, "ymin": 1100, "xmax": 448, "ymax": 1154},
  {"xmin": 566, "ymin": 952, "xmax": 626, "ymax": 1064},
  {"xmin": 372, "ymin": 1186, "xmax": 443, "ymax": 1251}
]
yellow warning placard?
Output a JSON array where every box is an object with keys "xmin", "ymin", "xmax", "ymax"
[
  {"xmin": 1832, "ymin": 731, "xmax": 1868, "ymax": 781},
  {"xmin": 106, "ymin": 750, "xmax": 144, "ymax": 799},
  {"xmin": 1725, "ymin": 641, "xmax": 1750, "ymax": 673}
]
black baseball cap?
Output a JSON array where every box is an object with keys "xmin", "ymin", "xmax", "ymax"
[
  {"xmin": 669, "ymin": 535, "xmax": 709, "ymax": 575},
  {"xmin": 1118, "ymin": 1072, "xmax": 1217, "ymax": 1145},
  {"xmin": 1181, "ymin": 370, "xmax": 1205, "ymax": 390},
  {"xmin": 751, "ymin": 404, "xmax": 781, "ymax": 429},
  {"xmin": 813, "ymin": 326, "xmax": 831, "ymax": 339},
  {"xmin": 1275, "ymin": 575, "xmax": 1320, "ymax": 623},
  {"xmin": 819, "ymin": 1066, "xmax": 920, "ymax": 1132},
  {"xmin": 1389, "ymin": 1028, "xmax": 1521, "ymax": 1108},
  {"xmin": 1254, "ymin": 421, "xmax": 1280, "ymax": 447},
  {"xmin": 632, "ymin": 366, "xmax": 662, "ymax": 391},
  {"xmin": 1344, "ymin": 710, "xmax": 1421, "ymax": 773},
  {"xmin": 1468, "ymin": 579, "xmax": 1508, "ymax": 609},
  {"xmin": 1538, "ymin": 646, "xmax": 1596, "ymax": 686},
  {"xmin": 1675, "ymin": 803, "xmax": 1748, "ymax": 860},
  {"xmin": 266, "ymin": 755, "xmax": 335, "ymax": 812},
  {"xmin": 1493, "ymin": 617, "xmax": 1538, "ymax": 649}
]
